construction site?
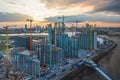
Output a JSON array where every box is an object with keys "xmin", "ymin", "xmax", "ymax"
[{"xmin": 0, "ymin": 18, "xmax": 116, "ymax": 80}]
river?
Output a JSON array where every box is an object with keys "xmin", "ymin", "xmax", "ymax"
[
  {"xmin": 72, "ymin": 35, "xmax": 120, "ymax": 80},
  {"xmin": 98, "ymin": 35, "xmax": 120, "ymax": 80},
  {"xmin": 0, "ymin": 33, "xmax": 48, "ymax": 36}
]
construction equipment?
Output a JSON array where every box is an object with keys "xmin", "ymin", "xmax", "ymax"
[
  {"xmin": 75, "ymin": 20, "xmax": 82, "ymax": 32},
  {"xmin": 4, "ymin": 25, "xmax": 18, "ymax": 79},
  {"xmin": 5, "ymin": 26, "xmax": 9, "ymax": 78},
  {"xmin": 26, "ymin": 19, "xmax": 33, "ymax": 51}
]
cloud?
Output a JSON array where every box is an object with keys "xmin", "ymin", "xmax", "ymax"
[
  {"xmin": 8, "ymin": 2, "xmax": 17, "ymax": 5},
  {"xmin": 40, "ymin": 0, "xmax": 120, "ymax": 14},
  {"xmin": 93, "ymin": 0, "xmax": 120, "ymax": 14},
  {"xmin": 0, "ymin": 12, "xmax": 33, "ymax": 22},
  {"xmin": 45, "ymin": 14, "xmax": 120, "ymax": 23},
  {"xmin": 40, "ymin": 0, "xmax": 85, "ymax": 9},
  {"xmin": 8, "ymin": 1, "xmax": 26, "ymax": 7},
  {"xmin": 40, "ymin": 0, "xmax": 109, "ymax": 9}
]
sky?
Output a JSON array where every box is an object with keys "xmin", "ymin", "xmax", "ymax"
[{"xmin": 0, "ymin": 0, "xmax": 120, "ymax": 27}]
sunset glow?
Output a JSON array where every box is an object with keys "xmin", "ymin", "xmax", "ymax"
[{"xmin": 0, "ymin": 0, "xmax": 120, "ymax": 27}]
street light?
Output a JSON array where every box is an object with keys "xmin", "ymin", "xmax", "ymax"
[{"xmin": 26, "ymin": 19, "xmax": 33, "ymax": 51}]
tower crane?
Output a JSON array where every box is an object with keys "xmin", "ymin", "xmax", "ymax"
[
  {"xmin": 3, "ymin": 25, "xmax": 16, "ymax": 78},
  {"xmin": 4, "ymin": 26, "xmax": 9, "ymax": 78},
  {"xmin": 75, "ymin": 20, "xmax": 82, "ymax": 32},
  {"xmin": 26, "ymin": 19, "xmax": 33, "ymax": 51}
]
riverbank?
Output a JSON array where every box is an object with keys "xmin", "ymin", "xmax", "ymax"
[
  {"xmin": 98, "ymin": 36, "xmax": 120, "ymax": 80},
  {"xmin": 93, "ymin": 40, "xmax": 117, "ymax": 62},
  {"xmin": 61, "ymin": 40, "xmax": 117, "ymax": 80}
]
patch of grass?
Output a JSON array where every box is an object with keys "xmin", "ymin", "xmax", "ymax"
[
  {"xmin": 0, "ymin": 45, "xmax": 13, "ymax": 51},
  {"xmin": 0, "ymin": 36, "xmax": 6, "ymax": 40},
  {"xmin": 0, "ymin": 45, "xmax": 6, "ymax": 51}
]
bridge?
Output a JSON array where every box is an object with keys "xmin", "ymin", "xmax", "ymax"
[{"xmin": 77, "ymin": 57, "xmax": 112, "ymax": 80}]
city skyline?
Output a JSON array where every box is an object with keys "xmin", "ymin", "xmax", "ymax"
[{"xmin": 0, "ymin": 0, "xmax": 120, "ymax": 27}]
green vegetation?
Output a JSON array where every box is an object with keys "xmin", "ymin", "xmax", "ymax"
[
  {"xmin": 0, "ymin": 36, "xmax": 13, "ymax": 51},
  {"xmin": 0, "ymin": 36, "xmax": 6, "ymax": 40},
  {"xmin": 0, "ymin": 36, "xmax": 12, "ymax": 51},
  {"xmin": 0, "ymin": 45, "xmax": 5, "ymax": 51},
  {"xmin": 0, "ymin": 45, "xmax": 13, "ymax": 51},
  {"xmin": 0, "ymin": 36, "xmax": 5, "ymax": 51}
]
